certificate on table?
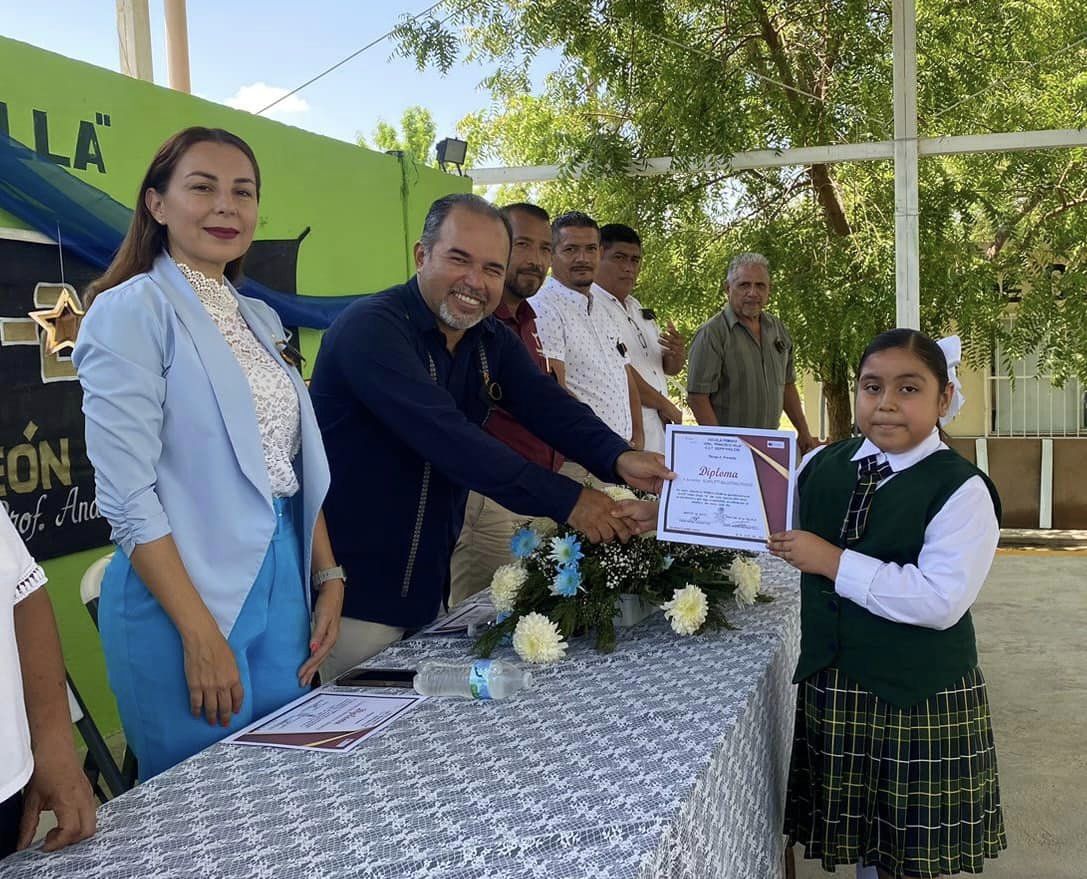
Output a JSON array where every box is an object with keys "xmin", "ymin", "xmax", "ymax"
[
  {"xmin": 224, "ymin": 689, "xmax": 424, "ymax": 753},
  {"xmin": 657, "ymin": 425, "xmax": 796, "ymax": 552},
  {"xmin": 419, "ymin": 596, "xmax": 495, "ymax": 636}
]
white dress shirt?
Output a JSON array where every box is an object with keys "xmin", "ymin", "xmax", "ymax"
[
  {"xmin": 798, "ymin": 428, "xmax": 999, "ymax": 631},
  {"xmin": 593, "ymin": 283, "xmax": 671, "ymax": 453},
  {"xmin": 1, "ymin": 515, "xmax": 47, "ymax": 802},
  {"xmin": 530, "ymin": 276, "xmax": 633, "ymax": 439}
]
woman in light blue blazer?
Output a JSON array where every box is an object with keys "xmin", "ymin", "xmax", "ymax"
[{"xmin": 73, "ymin": 127, "xmax": 345, "ymax": 779}]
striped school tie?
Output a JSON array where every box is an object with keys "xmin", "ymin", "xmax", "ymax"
[{"xmin": 840, "ymin": 454, "xmax": 894, "ymax": 545}]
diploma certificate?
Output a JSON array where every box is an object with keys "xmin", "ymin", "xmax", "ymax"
[
  {"xmin": 224, "ymin": 689, "xmax": 424, "ymax": 753},
  {"xmin": 656, "ymin": 425, "xmax": 796, "ymax": 551},
  {"xmin": 419, "ymin": 596, "xmax": 496, "ymax": 636}
]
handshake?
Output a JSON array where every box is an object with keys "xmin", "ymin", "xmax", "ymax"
[{"xmin": 565, "ymin": 450, "xmax": 673, "ymax": 543}]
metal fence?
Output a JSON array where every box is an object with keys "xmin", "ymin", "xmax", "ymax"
[
  {"xmin": 989, "ymin": 331, "xmax": 1086, "ymax": 437},
  {"xmin": 809, "ymin": 343, "xmax": 1087, "ymax": 440}
]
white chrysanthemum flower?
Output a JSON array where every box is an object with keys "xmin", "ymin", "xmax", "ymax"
[
  {"xmin": 512, "ymin": 612, "xmax": 568, "ymax": 664},
  {"xmin": 660, "ymin": 584, "xmax": 709, "ymax": 636},
  {"xmin": 730, "ymin": 556, "xmax": 762, "ymax": 606},
  {"xmin": 490, "ymin": 563, "xmax": 527, "ymax": 612}
]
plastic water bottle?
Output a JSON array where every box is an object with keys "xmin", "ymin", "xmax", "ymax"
[{"xmin": 412, "ymin": 659, "xmax": 533, "ymax": 700}]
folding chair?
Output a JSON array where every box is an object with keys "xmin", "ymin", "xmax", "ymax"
[
  {"xmin": 66, "ymin": 674, "xmax": 126, "ymax": 802},
  {"xmin": 78, "ymin": 553, "xmax": 139, "ymax": 794}
]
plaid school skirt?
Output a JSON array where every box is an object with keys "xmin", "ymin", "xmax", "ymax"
[{"xmin": 784, "ymin": 667, "xmax": 1007, "ymax": 877}]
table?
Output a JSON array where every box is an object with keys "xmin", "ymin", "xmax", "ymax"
[{"xmin": 2, "ymin": 559, "xmax": 800, "ymax": 879}]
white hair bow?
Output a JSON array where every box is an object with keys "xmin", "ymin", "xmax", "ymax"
[{"xmin": 937, "ymin": 335, "xmax": 965, "ymax": 427}]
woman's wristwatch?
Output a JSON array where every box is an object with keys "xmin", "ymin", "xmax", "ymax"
[{"xmin": 311, "ymin": 565, "xmax": 346, "ymax": 590}]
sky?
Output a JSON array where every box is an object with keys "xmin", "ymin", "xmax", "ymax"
[{"xmin": 0, "ymin": 1, "xmax": 557, "ymax": 156}]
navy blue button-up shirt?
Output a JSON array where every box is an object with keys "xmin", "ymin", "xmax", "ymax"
[{"xmin": 310, "ymin": 277, "xmax": 632, "ymax": 628}]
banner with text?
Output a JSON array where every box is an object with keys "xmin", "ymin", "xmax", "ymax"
[
  {"xmin": 0, "ymin": 238, "xmax": 108, "ymax": 558},
  {"xmin": 0, "ymin": 236, "xmax": 304, "ymax": 560}
]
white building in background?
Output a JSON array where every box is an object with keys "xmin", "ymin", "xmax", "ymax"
[{"xmin": 800, "ymin": 317, "xmax": 1087, "ymax": 530}]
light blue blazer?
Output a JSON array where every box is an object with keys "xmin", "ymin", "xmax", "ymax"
[{"xmin": 73, "ymin": 254, "xmax": 330, "ymax": 637}]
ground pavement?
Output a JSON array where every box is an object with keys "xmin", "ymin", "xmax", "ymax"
[{"xmin": 796, "ymin": 549, "xmax": 1087, "ymax": 879}]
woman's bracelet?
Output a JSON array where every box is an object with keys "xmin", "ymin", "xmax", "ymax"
[{"xmin": 311, "ymin": 565, "xmax": 346, "ymax": 590}]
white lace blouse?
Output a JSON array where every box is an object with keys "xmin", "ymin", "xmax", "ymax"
[{"xmin": 176, "ymin": 262, "xmax": 301, "ymax": 497}]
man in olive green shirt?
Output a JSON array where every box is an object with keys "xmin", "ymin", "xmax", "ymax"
[{"xmin": 686, "ymin": 252, "xmax": 817, "ymax": 453}]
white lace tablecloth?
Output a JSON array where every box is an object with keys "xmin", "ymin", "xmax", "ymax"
[{"xmin": 4, "ymin": 559, "xmax": 800, "ymax": 879}]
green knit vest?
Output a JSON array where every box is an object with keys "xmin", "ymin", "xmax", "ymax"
[{"xmin": 793, "ymin": 438, "xmax": 1001, "ymax": 708}]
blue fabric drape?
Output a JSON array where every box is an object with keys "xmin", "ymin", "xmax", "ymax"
[{"xmin": 0, "ymin": 132, "xmax": 363, "ymax": 328}]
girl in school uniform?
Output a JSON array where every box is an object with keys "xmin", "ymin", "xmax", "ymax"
[{"xmin": 768, "ymin": 328, "xmax": 1007, "ymax": 878}]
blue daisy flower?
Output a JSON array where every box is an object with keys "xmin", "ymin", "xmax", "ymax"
[
  {"xmin": 552, "ymin": 564, "xmax": 581, "ymax": 597},
  {"xmin": 510, "ymin": 527, "xmax": 541, "ymax": 559},
  {"xmin": 549, "ymin": 534, "xmax": 584, "ymax": 566}
]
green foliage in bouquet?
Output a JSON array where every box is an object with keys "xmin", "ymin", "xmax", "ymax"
[{"xmin": 474, "ymin": 517, "xmax": 769, "ymax": 659}]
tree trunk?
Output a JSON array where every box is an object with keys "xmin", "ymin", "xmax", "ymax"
[
  {"xmin": 809, "ymin": 163, "xmax": 852, "ymax": 237},
  {"xmin": 823, "ymin": 377, "xmax": 854, "ymax": 441}
]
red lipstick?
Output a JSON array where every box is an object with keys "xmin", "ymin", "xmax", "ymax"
[{"xmin": 205, "ymin": 227, "xmax": 239, "ymax": 240}]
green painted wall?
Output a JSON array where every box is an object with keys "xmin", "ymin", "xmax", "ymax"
[{"xmin": 0, "ymin": 36, "xmax": 468, "ymax": 739}]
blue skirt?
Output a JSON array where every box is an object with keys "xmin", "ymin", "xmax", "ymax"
[{"xmin": 99, "ymin": 497, "xmax": 310, "ymax": 779}]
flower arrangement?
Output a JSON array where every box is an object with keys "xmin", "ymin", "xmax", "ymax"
[{"xmin": 476, "ymin": 499, "xmax": 771, "ymax": 663}]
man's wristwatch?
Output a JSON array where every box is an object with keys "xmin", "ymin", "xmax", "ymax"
[{"xmin": 311, "ymin": 565, "xmax": 346, "ymax": 590}]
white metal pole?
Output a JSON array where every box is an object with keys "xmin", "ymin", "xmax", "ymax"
[
  {"xmin": 164, "ymin": 0, "xmax": 191, "ymax": 93},
  {"xmin": 892, "ymin": 0, "xmax": 920, "ymax": 329},
  {"xmin": 116, "ymin": 0, "xmax": 153, "ymax": 81},
  {"xmin": 470, "ymin": 130, "xmax": 1087, "ymax": 186}
]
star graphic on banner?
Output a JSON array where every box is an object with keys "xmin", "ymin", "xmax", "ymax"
[{"xmin": 28, "ymin": 287, "xmax": 85, "ymax": 355}]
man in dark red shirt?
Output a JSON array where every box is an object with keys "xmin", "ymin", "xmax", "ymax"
[{"xmin": 449, "ymin": 203, "xmax": 563, "ymax": 604}]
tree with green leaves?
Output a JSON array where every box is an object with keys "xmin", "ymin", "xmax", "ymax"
[
  {"xmin": 396, "ymin": 0, "xmax": 1087, "ymax": 438},
  {"xmin": 359, "ymin": 105, "xmax": 438, "ymax": 166}
]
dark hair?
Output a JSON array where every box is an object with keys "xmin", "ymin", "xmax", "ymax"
[
  {"xmin": 551, "ymin": 210, "xmax": 599, "ymax": 245},
  {"xmin": 857, "ymin": 328, "xmax": 949, "ymax": 390},
  {"xmin": 600, "ymin": 223, "xmax": 642, "ymax": 249},
  {"xmin": 86, "ymin": 127, "xmax": 261, "ymax": 306},
  {"xmin": 420, "ymin": 193, "xmax": 511, "ymax": 252},
  {"xmin": 500, "ymin": 202, "xmax": 550, "ymax": 225}
]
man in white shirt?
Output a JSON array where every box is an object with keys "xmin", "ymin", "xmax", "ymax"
[
  {"xmin": 592, "ymin": 224, "xmax": 686, "ymax": 454},
  {"xmin": 531, "ymin": 212, "xmax": 644, "ymax": 478},
  {"xmin": 1, "ymin": 516, "xmax": 96, "ymax": 856}
]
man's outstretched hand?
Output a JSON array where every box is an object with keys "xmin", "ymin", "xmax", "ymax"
[
  {"xmin": 567, "ymin": 487, "xmax": 635, "ymax": 543},
  {"xmin": 615, "ymin": 451, "xmax": 676, "ymax": 494},
  {"xmin": 611, "ymin": 499, "xmax": 660, "ymax": 536}
]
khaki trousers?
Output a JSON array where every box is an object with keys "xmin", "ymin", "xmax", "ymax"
[
  {"xmin": 558, "ymin": 460, "xmax": 592, "ymax": 485},
  {"xmin": 320, "ymin": 617, "xmax": 406, "ymax": 682},
  {"xmin": 449, "ymin": 491, "xmax": 520, "ymax": 607}
]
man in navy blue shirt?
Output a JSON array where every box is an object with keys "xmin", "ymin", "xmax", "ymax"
[{"xmin": 311, "ymin": 194, "xmax": 673, "ymax": 676}]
